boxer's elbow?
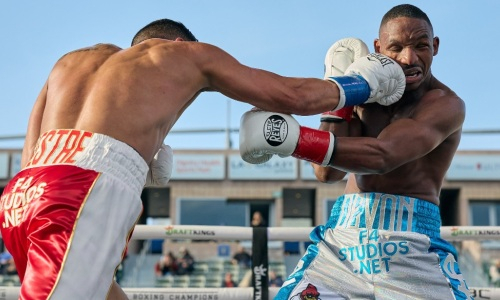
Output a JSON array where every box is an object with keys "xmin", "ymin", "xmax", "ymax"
[
  {"xmin": 316, "ymin": 172, "xmax": 346, "ymax": 183},
  {"xmin": 368, "ymin": 148, "xmax": 401, "ymax": 174},
  {"xmin": 368, "ymin": 161, "xmax": 393, "ymax": 175},
  {"xmin": 313, "ymin": 164, "xmax": 345, "ymax": 183}
]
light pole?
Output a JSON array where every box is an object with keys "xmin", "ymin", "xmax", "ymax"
[{"xmin": 226, "ymin": 98, "xmax": 232, "ymax": 149}]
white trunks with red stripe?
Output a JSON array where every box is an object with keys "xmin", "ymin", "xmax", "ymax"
[{"xmin": 0, "ymin": 129, "xmax": 149, "ymax": 299}]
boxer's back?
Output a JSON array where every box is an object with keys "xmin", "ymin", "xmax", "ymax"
[{"xmin": 40, "ymin": 41, "xmax": 199, "ymax": 162}]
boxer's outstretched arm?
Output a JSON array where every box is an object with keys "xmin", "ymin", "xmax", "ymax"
[
  {"xmin": 198, "ymin": 45, "xmax": 404, "ymax": 115},
  {"xmin": 192, "ymin": 42, "xmax": 342, "ymax": 115},
  {"xmin": 22, "ymin": 81, "xmax": 48, "ymax": 168}
]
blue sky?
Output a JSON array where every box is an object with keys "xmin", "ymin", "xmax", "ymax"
[{"xmin": 1, "ymin": 1, "xmax": 499, "ymax": 150}]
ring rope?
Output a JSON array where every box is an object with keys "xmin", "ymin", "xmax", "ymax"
[
  {"xmin": 0, "ymin": 287, "xmax": 497, "ymax": 300},
  {"xmin": 1, "ymin": 225, "xmax": 498, "ymax": 241},
  {"xmin": 130, "ymin": 225, "xmax": 500, "ymax": 241},
  {"xmin": 0, "ymin": 287, "xmax": 279, "ymax": 299}
]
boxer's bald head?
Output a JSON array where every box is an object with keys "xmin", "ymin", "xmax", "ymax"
[
  {"xmin": 380, "ymin": 4, "xmax": 433, "ymax": 36},
  {"xmin": 132, "ymin": 18, "xmax": 198, "ymax": 46}
]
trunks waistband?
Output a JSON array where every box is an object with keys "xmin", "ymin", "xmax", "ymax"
[
  {"xmin": 25, "ymin": 129, "xmax": 148, "ymax": 194},
  {"xmin": 326, "ymin": 193, "xmax": 441, "ymax": 238}
]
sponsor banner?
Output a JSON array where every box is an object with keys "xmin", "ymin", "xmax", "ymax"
[
  {"xmin": 469, "ymin": 288, "xmax": 500, "ymax": 300},
  {"xmin": 446, "ymin": 154, "xmax": 500, "ymax": 180},
  {"xmin": 0, "ymin": 153, "xmax": 8, "ymax": 179},
  {"xmin": 0, "ymin": 286, "xmax": 21, "ymax": 300},
  {"xmin": 131, "ymin": 225, "xmax": 253, "ymax": 240},
  {"xmin": 300, "ymin": 160, "xmax": 316, "ymax": 180},
  {"xmin": 441, "ymin": 226, "xmax": 500, "ymax": 241},
  {"xmin": 131, "ymin": 225, "xmax": 500, "ymax": 242},
  {"xmin": 228, "ymin": 155, "xmax": 297, "ymax": 180},
  {"xmin": 171, "ymin": 154, "xmax": 225, "ymax": 180},
  {"xmin": 125, "ymin": 289, "xmax": 220, "ymax": 300},
  {"xmin": 10, "ymin": 152, "xmax": 22, "ymax": 178}
]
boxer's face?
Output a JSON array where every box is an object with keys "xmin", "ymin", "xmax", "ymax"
[{"xmin": 375, "ymin": 17, "xmax": 439, "ymax": 91}]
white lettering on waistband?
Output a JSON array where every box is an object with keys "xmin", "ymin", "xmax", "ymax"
[
  {"xmin": 336, "ymin": 194, "xmax": 415, "ymax": 231},
  {"xmin": 26, "ymin": 129, "xmax": 93, "ymax": 167}
]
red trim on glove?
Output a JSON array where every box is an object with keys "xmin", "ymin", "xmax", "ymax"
[
  {"xmin": 321, "ymin": 106, "xmax": 354, "ymax": 122},
  {"xmin": 293, "ymin": 127, "xmax": 332, "ymax": 165}
]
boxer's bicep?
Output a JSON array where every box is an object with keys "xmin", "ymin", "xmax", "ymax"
[
  {"xmin": 401, "ymin": 93, "xmax": 464, "ymax": 156},
  {"xmin": 197, "ymin": 43, "xmax": 338, "ymax": 115},
  {"xmin": 377, "ymin": 119, "xmax": 434, "ymax": 164},
  {"xmin": 377, "ymin": 94, "xmax": 465, "ymax": 169},
  {"xmin": 22, "ymin": 81, "xmax": 48, "ymax": 168}
]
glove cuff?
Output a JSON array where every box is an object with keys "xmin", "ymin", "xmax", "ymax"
[
  {"xmin": 321, "ymin": 106, "xmax": 354, "ymax": 123},
  {"xmin": 328, "ymin": 75, "xmax": 370, "ymax": 108},
  {"xmin": 293, "ymin": 127, "xmax": 335, "ymax": 166}
]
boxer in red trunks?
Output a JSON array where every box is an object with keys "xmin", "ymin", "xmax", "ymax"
[
  {"xmin": 1, "ymin": 129, "xmax": 148, "ymax": 299},
  {"xmin": 0, "ymin": 19, "xmax": 404, "ymax": 299}
]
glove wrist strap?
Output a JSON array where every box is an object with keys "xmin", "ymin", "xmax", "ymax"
[
  {"xmin": 321, "ymin": 106, "xmax": 354, "ymax": 123},
  {"xmin": 293, "ymin": 127, "xmax": 334, "ymax": 166},
  {"xmin": 329, "ymin": 75, "xmax": 370, "ymax": 108}
]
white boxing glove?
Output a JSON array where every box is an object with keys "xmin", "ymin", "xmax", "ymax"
[
  {"xmin": 321, "ymin": 38, "xmax": 369, "ymax": 122},
  {"xmin": 240, "ymin": 110, "xmax": 335, "ymax": 166},
  {"xmin": 327, "ymin": 53, "xmax": 405, "ymax": 109},
  {"xmin": 324, "ymin": 37, "xmax": 370, "ymax": 78},
  {"xmin": 345, "ymin": 53, "xmax": 406, "ymax": 106},
  {"xmin": 145, "ymin": 144, "xmax": 173, "ymax": 187}
]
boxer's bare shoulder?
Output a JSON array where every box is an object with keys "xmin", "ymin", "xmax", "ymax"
[{"xmin": 59, "ymin": 43, "xmax": 121, "ymax": 60}]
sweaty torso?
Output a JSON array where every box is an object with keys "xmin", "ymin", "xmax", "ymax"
[
  {"xmin": 346, "ymin": 80, "xmax": 461, "ymax": 205},
  {"xmin": 39, "ymin": 41, "xmax": 203, "ymax": 163}
]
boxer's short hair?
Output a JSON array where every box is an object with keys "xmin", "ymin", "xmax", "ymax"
[
  {"xmin": 380, "ymin": 4, "xmax": 433, "ymax": 35},
  {"xmin": 132, "ymin": 18, "xmax": 198, "ymax": 46}
]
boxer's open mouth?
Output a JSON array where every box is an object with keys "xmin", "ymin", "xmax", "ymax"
[{"xmin": 404, "ymin": 68, "xmax": 422, "ymax": 83}]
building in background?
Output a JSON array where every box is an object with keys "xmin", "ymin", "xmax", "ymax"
[
  {"xmin": 1, "ymin": 147, "xmax": 500, "ymax": 287},
  {"xmin": 1, "ymin": 148, "xmax": 499, "ymax": 231}
]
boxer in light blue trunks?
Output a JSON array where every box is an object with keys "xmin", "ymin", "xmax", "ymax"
[
  {"xmin": 239, "ymin": 4, "xmax": 472, "ymax": 299},
  {"xmin": 277, "ymin": 193, "xmax": 470, "ymax": 299},
  {"xmin": 279, "ymin": 4, "xmax": 472, "ymax": 299}
]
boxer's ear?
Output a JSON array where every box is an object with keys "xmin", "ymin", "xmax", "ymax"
[
  {"xmin": 432, "ymin": 36, "xmax": 439, "ymax": 56},
  {"xmin": 374, "ymin": 39, "xmax": 381, "ymax": 53}
]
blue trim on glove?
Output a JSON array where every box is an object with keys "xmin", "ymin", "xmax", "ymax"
[{"xmin": 329, "ymin": 75, "xmax": 370, "ymax": 107}]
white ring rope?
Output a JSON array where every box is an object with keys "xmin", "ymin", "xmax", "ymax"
[
  {"xmin": 0, "ymin": 225, "xmax": 497, "ymax": 241},
  {"xmin": 130, "ymin": 225, "xmax": 500, "ymax": 241},
  {"xmin": 0, "ymin": 286, "xmax": 497, "ymax": 300}
]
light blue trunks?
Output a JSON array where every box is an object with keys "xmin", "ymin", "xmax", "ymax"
[{"xmin": 276, "ymin": 193, "xmax": 473, "ymax": 300}]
